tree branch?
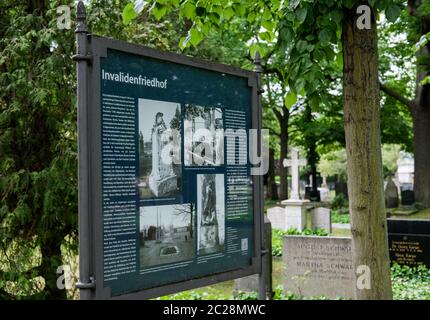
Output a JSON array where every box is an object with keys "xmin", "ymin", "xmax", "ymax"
[
  {"xmin": 379, "ymin": 82, "xmax": 415, "ymax": 111},
  {"xmin": 407, "ymin": 0, "xmax": 421, "ymax": 18},
  {"xmin": 272, "ymin": 107, "xmax": 283, "ymax": 122}
]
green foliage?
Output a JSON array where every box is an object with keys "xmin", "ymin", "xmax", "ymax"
[
  {"xmin": 318, "ymin": 149, "xmax": 348, "ymax": 180},
  {"xmin": 331, "ymin": 210, "xmax": 350, "ymax": 224},
  {"xmin": 330, "ymin": 194, "xmax": 348, "ymax": 211},
  {"xmin": 272, "ymin": 228, "xmax": 328, "ymax": 257},
  {"xmin": 381, "ymin": 144, "xmax": 402, "ymax": 176},
  {"xmin": 391, "ymin": 264, "xmax": 430, "ymax": 300},
  {"xmin": 0, "ymin": 0, "xmax": 79, "ymax": 299}
]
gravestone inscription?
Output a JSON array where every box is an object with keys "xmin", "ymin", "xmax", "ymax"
[
  {"xmin": 388, "ymin": 219, "xmax": 430, "ymax": 268},
  {"xmin": 283, "ymin": 236, "xmax": 354, "ymax": 299}
]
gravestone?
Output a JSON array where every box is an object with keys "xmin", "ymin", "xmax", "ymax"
[
  {"xmin": 385, "ymin": 177, "xmax": 399, "ymax": 209},
  {"xmin": 318, "ymin": 187, "xmax": 330, "ymax": 202},
  {"xmin": 388, "ymin": 219, "xmax": 430, "ymax": 268},
  {"xmin": 304, "ymin": 186, "xmax": 311, "ymax": 200},
  {"xmin": 400, "ymin": 184, "xmax": 414, "ymax": 206},
  {"xmin": 267, "ymin": 206, "xmax": 287, "ymax": 231},
  {"xmin": 267, "ymin": 204, "xmax": 307, "ymax": 232},
  {"xmin": 281, "ymin": 148, "xmax": 309, "ymax": 231},
  {"xmin": 234, "ymin": 274, "xmax": 259, "ymax": 295},
  {"xmin": 335, "ymin": 182, "xmax": 348, "ymax": 199},
  {"xmin": 309, "ymin": 189, "xmax": 321, "ymax": 202},
  {"xmin": 311, "ymin": 207, "xmax": 331, "ymax": 233},
  {"xmin": 283, "ymin": 236, "xmax": 354, "ymax": 299},
  {"xmin": 397, "ymin": 153, "xmax": 414, "ymax": 185}
]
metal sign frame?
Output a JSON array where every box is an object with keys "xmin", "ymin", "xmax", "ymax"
[{"xmin": 75, "ymin": 2, "xmax": 264, "ymax": 300}]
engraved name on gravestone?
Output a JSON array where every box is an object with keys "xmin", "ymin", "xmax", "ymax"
[
  {"xmin": 283, "ymin": 236, "xmax": 354, "ymax": 299},
  {"xmin": 388, "ymin": 219, "xmax": 430, "ymax": 268}
]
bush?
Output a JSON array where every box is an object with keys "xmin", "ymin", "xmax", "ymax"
[
  {"xmin": 330, "ymin": 194, "xmax": 348, "ymax": 210},
  {"xmin": 271, "ymin": 228, "xmax": 328, "ymax": 257},
  {"xmin": 331, "ymin": 209, "xmax": 350, "ymax": 224},
  {"xmin": 391, "ymin": 264, "xmax": 430, "ymax": 300}
]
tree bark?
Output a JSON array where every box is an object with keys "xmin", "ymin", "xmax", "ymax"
[
  {"xmin": 279, "ymin": 116, "xmax": 289, "ymax": 200},
  {"xmin": 39, "ymin": 239, "xmax": 67, "ymax": 300},
  {"xmin": 342, "ymin": 5, "xmax": 393, "ymax": 299},
  {"xmin": 412, "ymin": 98, "xmax": 430, "ymax": 207},
  {"xmin": 412, "ymin": 12, "xmax": 430, "ymax": 207},
  {"xmin": 267, "ymin": 148, "xmax": 279, "ymax": 200},
  {"xmin": 381, "ymin": 1, "xmax": 430, "ymax": 208}
]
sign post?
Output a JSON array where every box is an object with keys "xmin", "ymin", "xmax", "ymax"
[
  {"xmin": 74, "ymin": 1, "xmax": 265, "ymax": 300},
  {"xmin": 73, "ymin": 1, "xmax": 95, "ymax": 299}
]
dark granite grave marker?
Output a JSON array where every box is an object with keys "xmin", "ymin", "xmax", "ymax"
[
  {"xmin": 401, "ymin": 190, "xmax": 415, "ymax": 206},
  {"xmin": 387, "ymin": 219, "xmax": 430, "ymax": 268},
  {"xmin": 335, "ymin": 182, "xmax": 348, "ymax": 199}
]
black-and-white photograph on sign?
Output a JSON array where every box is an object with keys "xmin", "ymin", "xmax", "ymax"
[
  {"xmin": 184, "ymin": 104, "xmax": 224, "ymax": 166},
  {"xmin": 138, "ymin": 99, "xmax": 182, "ymax": 199},
  {"xmin": 139, "ymin": 204, "xmax": 195, "ymax": 269},
  {"xmin": 197, "ymin": 174, "xmax": 225, "ymax": 256}
]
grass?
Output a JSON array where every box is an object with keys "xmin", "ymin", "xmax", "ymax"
[
  {"xmin": 391, "ymin": 208, "xmax": 430, "ymax": 220},
  {"xmin": 331, "ymin": 228, "xmax": 352, "ymax": 237}
]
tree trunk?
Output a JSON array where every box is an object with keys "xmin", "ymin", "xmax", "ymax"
[
  {"xmin": 412, "ymin": 14, "xmax": 430, "ymax": 208},
  {"xmin": 267, "ymin": 148, "xmax": 279, "ymax": 200},
  {"xmin": 412, "ymin": 102, "xmax": 430, "ymax": 207},
  {"xmin": 279, "ymin": 117, "xmax": 289, "ymax": 200},
  {"xmin": 342, "ymin": 5, "xmax": 393, "ymax": 300},
  {"xmin": 39, "ymin": 239, "xmax": 67, "ymax": 300}
]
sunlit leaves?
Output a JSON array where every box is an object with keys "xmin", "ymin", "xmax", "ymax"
[{"xmin": 285, "ymin": 92, "xmax": 297, "ymax": 109}]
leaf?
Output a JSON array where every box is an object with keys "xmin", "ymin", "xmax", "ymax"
[
  {"xmin": 249, "ymin": 43, "xmax": 266, "ymax": 59},
  {"xmin": 234, "ymin": 3, "xmax": 246, "ymax": 16},
  {"xmin": 285, "ymin": 92, "xmax": 297, "ymax": 109},
  {"xmin": 318, "ymin": 29, "xmax": 330, "ymax": 45},
  {"xmin": 296, "ymin": 40, "xmax": 308, "ymax": 53},
  {"xmin": 152, "ymin": 4, "xmax": 167, "ymax": 20},
  {"xmin": 385, "ymin": 4, "xmax": 401, "ymax": 23},
  {"xmin": 189, "ymin": 28, "xmax": 203, "ymax": 46},
  {"xmin": 296, "ymin": 8, "xmax": 307, "ymax": 23},
  {"xmin": 224, "ymin": 7, "xmax": 234, "ymax": 20},
  {"xmin": 122, "ymin": 3, "xmax": 136, "ymax": 25},
  {"xmin": 183, "ymin": 1, "xmax": 196, "ymax": 19}
]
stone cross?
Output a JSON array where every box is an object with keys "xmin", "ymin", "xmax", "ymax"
[{"xmin": 283, "ymin": 148, "xmax": 307, "ymax": 200}]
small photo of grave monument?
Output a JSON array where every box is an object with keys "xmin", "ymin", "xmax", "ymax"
[
  {"xmin": 197, "ymin": 174, "xmax": 225, "ymax": 256},
  {"xmin": 138, "ymin": 99, "xmax": 182, "ymax": 199},
  {"xmin": 184, "ymin": 104, "xmax": 224, "ymax": 166},
  {"xmin": 139, "ymin": 204, "xmax": 196, "ymax": 269}
]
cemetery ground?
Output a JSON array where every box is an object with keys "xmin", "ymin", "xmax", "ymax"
[{"xmin": 156, "ymin": 201, "xmax": 430, "ymax": 301}]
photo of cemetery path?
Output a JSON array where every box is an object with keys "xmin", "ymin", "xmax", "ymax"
[
  {"xmin": 140, "ymin": 239, "xmax": 195, "ymax": 268},
  {"xmin": 140, "ymin": 204, "xmax": 195, "ymax": 269}
]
